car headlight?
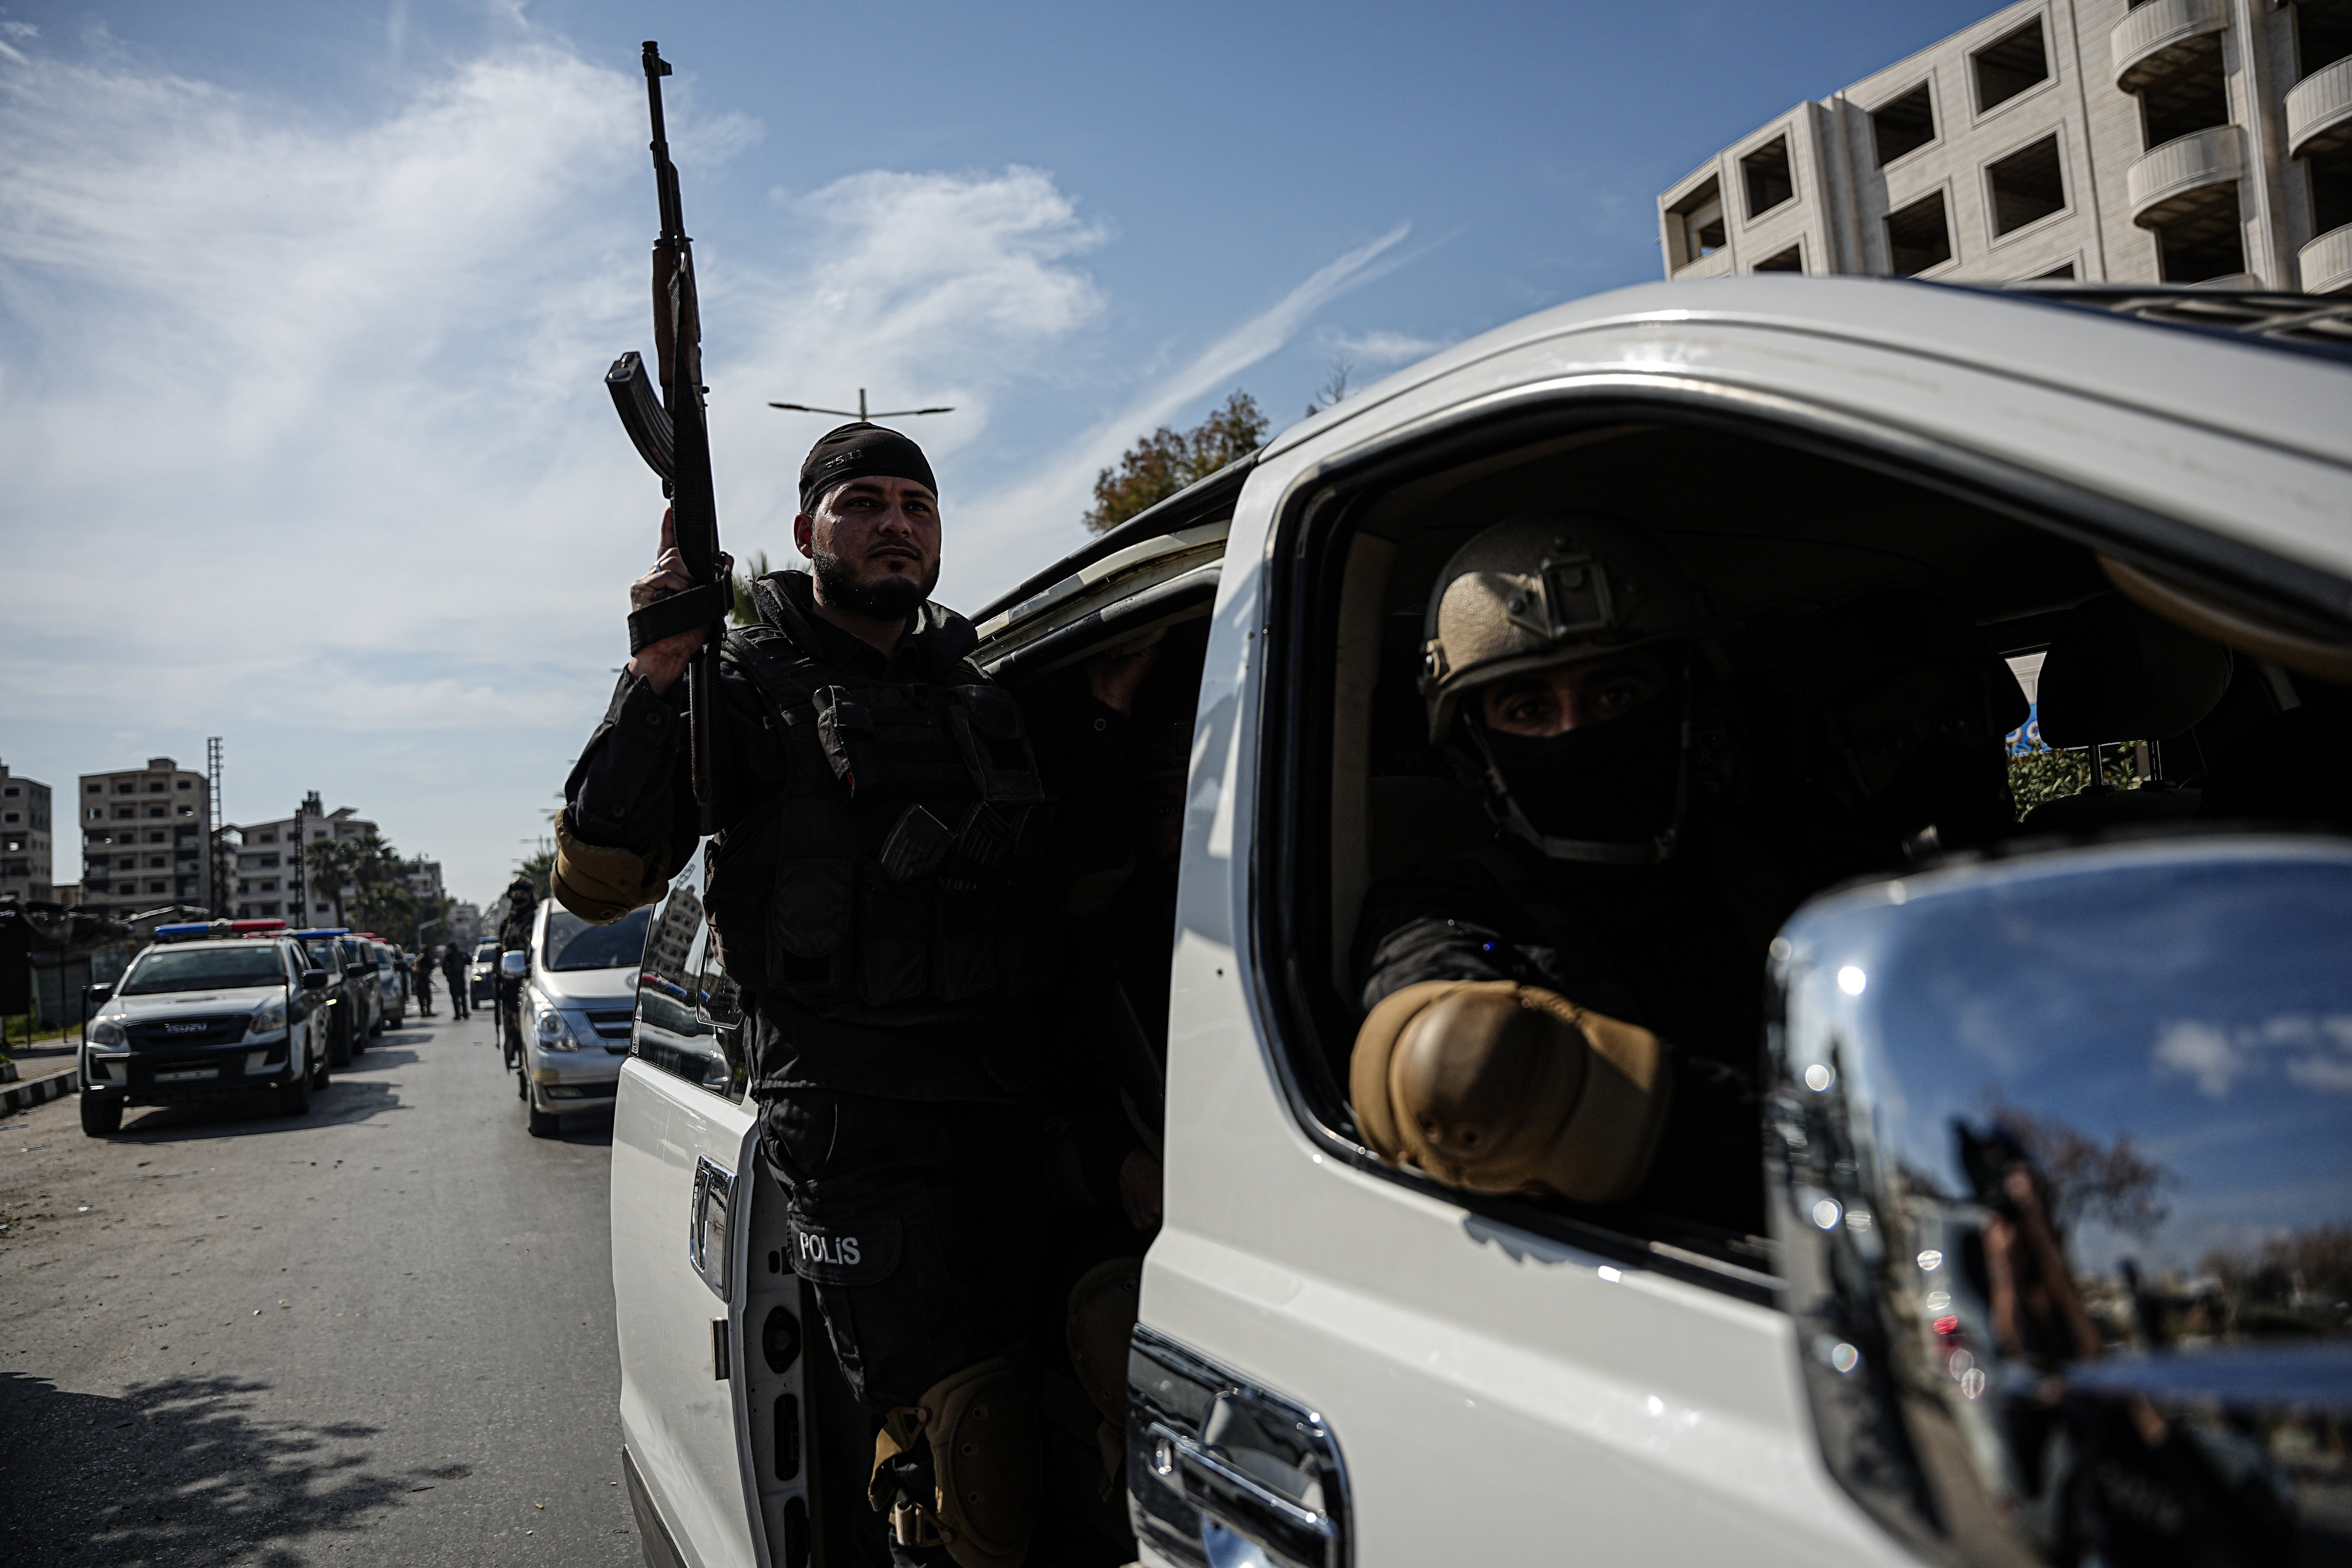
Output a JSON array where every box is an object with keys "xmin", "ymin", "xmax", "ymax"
[
  {"xmin": 89, "ymin": 1017, "xmax": 126, "ymax": 1048},
  {"xmin": 535, "ymin": 1008, "xmax": 579, "ymax": 1050},
  {"xmin": 246, "ymin": 1001, "xmax": 287, "ymax": 1038}
]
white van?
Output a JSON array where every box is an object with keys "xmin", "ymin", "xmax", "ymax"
[{"xmin": 609, "ymin": 277, "xmax": 2352, "ymax": 1568}]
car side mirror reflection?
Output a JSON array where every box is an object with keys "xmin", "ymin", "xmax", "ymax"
[
  {"xmin": 1766, "ymin": 836, "xmax": 2352, "ymax": 1568},
  {"xmin": 499, "ymin": 951, "xmax": 529, "ymax": 978}
]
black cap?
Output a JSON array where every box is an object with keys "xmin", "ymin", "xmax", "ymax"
[{"xmin": 799, "ymin": 423, "xmax": 937, "ymax": 513}]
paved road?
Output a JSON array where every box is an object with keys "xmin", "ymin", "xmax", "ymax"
[{"xmin": 0, "ymin": 1006, "xmax": 639, "ymax": 1566}]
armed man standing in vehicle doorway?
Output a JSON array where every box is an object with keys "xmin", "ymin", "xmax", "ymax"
[{"xmin": 555, "ymin": 423, "xmax": 1154, "ymax": 1568}]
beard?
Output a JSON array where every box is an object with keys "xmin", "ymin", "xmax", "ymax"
[{"xmin": 810, "ymin": 545, "xmax": 938, "ymax": 622}]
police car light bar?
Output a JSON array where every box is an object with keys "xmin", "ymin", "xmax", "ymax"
[
  {"xmin": 153, "ymin": 922, "xmax": 215, "ymax": 939},
  {"xmin": 293, "ymin": 928, "xmax": 351, "ymax": 939}
]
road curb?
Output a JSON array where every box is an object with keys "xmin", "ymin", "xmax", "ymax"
[{"xmin": 1, "ymin": 1066, "xmax": 77, "ymax": 1114}]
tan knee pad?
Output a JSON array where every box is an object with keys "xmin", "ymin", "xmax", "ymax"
[
  {"xmin": 1350, "ymin": 980, "xmax": 1672, "ymax": 1204},
  {"xmin": 870, "ymin": 1357, "xmax": 1041, "ymax": 1568}
]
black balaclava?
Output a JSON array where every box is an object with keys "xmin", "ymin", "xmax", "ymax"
[
  {"xmin": 1481, "ymin": 682, "xmax": 1683, "ymax": 846},
  {"xmin": 798, "ymin": 422, "xmax": 937, "ymax": 513}
]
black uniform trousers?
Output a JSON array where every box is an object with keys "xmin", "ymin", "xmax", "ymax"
[{"xmin": 759, "ymin": 1087, "xmax": 1052, "ymax": 1568}]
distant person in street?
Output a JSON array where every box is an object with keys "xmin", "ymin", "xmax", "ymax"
[
  {"xmin": 497, "ymin": 876, "xmax": 537, "ymax": 1066},
  {"xmin": 412, "ymin": 948, "xmax": 435, "ymax": 1018},
  {"xmin": 440, "ymin": 941, "xmax": 469, "ymax": 1019},
  {"xmin": 554, "ymin": 422, "xmax": 1156, "ymax": 1567}
]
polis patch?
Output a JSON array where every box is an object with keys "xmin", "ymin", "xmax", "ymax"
[{"xmin": 786, "ymin": 1215, "xmax": 900, "ymax": 1286}]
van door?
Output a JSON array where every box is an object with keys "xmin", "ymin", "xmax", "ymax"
[{"xmin": 612, "ymin": 859, "xmax": 775, "ymax": 1568}]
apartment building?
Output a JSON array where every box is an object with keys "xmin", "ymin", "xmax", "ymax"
[
  {"xmin": 450, "ymin": 902, "xmax": 483, "ymax": 947},
  {"xmin": 77, "ymin": 757, "xmax": 212, "ymax": 922},
  {"xmin": 1658, "ymin": 0, "xmax": 2352, "ymax": 291},
  {"xmin": 1, "ymin": 762, "xmax": 54, "ymax": 905},
  {"xmin": 230, "ymin": 792, "xmax": 378, "ymax": 923},
  {"xmin": 404, "ymin": 858, "xmax": 445, "ymax": 906}
]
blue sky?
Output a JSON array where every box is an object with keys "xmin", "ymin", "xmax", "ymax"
[{"xmin": 0, "ymin": 0, "xmax": 2000, "ymax": 907}]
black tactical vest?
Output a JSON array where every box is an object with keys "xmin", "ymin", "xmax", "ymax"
[{"xmin": 702, "ymin": 585, "xmax": 1057, "ymax": 1028}]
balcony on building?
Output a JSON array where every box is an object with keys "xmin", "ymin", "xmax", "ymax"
[
  {"xmin": 2288, "ymin": 55, "xmax": 2352, "ymax": 161},
  {"xmin": 2129, "ymin": 124, "xmax": 2249, "ymax": 280},
  {"xmin": 2289, "ymin": 49, "xmax": 2352, "ymax": 291},
  {"xmin": 2112, "ymin": 0, "xmax": 2231, "ymax": 97}
]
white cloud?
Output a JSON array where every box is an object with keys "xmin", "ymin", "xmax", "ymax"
[
  {"xmin": 2153, "ymin": 1021, "xmax": 2241, "ymax": 1099},
  {"xmin": 952, "ymin": 223, "xmax": 1412, "ymax": 583},
  {"xmin": 2153, "ymin": 1015, "xmax": 2352, "ymax": 1098},
  {"xmin": 1322, "ymin": 327, "xmax": 1449, "ymax": 365},
  {"xmin": 0, "ymin": 29, "xmax": 1409, "ymax": 901}
]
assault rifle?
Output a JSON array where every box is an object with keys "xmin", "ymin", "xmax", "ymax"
[{"xmin": 608, "ymin": 40, "xmax": 726, "ymax": 833}]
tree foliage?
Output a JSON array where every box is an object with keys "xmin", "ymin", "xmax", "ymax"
[
  {"xmin": 1994, "ymin": 1103, "xmax": 2173, "ymax": 1237},
  {"xmin": 1083, "ymin": 391, "xmax": 1269, "ymax": 535},
  {"xmin": 302, "ymin": 831, "xmax": 430, "ymax": 944},
  {"xmin": 730, "ymin": 549, "xmax": 773, "ymax": 627},
  {"xmin": 518, "ymin": 848, "xmax": 555, "ymax": 902}
]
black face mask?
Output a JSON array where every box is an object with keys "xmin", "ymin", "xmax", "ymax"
[{"xmin": 1480, "ymin": 689, "xmax": 1684, "ymax": 847}]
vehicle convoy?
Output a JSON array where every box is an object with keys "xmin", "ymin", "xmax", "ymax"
[
  {"xmin": 336, "ymin": 936, "xmax": 386, "ymax": 1040},
  {"xmin": 370, "ymin": 938, "xmax": 408, "ymax": 1025},
  {"xmin": 79, "ymin": 919, "xmax": 336, "ymax": 1136},
  {"xmin": 292, "ymin": 927, "xmax": 366, "ymax": 1068},
  {"xmin": 607, "ymin": 277, "xmax": 2352, "ymax": 1568},
  {"xmin": 513, "ymin": 900, "xmax": 648, "ymax": 1137}
]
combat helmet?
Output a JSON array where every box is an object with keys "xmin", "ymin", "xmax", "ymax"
[
  {"xmin": 1421, "ymin": 514, "xmax": 1707, "ymax": 741},
  {"xmin": 1420, "ymin": 513, "xmax": 1712, "ymax": 864}
]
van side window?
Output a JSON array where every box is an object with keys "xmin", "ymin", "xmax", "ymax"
[{"xmin": 1253, "ymin": 413, "xmax": 2348, "ymax": 1297}]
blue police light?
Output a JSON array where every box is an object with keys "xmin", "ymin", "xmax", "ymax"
[
  {"xmin": 293, "ymin": 928, "xmax": 351, "ymax": 939},
  {"xmin": 153, "ymin": 922, "xmax": 213, "ymax": 939}
]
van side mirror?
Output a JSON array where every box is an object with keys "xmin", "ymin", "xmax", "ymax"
[
  {"xmin": 500, "ymin": 951, "xmax": 529, "ymax": 978},
  {"xmin": 1766, "ymin": 838, "xmax": 2352, "ymax": 1567},
  {"xmin": 302, "ymin": 968, "xmax": 330, "ymax": 990}
]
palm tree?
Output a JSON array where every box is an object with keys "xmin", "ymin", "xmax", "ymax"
[{"xmin": 303, "ymin": 837, "xmax": 363, "ymax": 928}]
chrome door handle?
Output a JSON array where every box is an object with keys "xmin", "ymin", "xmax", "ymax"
[
  {"xmin": 1148, "ymin": 1423, "xmax": 1334, "ymax": 1567},
  {"xmin": 688, "ymin": 1156, "xmax": 734, "ymax": 1300}
]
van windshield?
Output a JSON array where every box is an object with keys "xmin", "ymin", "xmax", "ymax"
[
  {"xmin": 121, "ymin": 946, "xmax": 285, "ymax": 995},
  {"xmin": 544, "ymin": 908, "xmax": 652, "ymax": 972}
]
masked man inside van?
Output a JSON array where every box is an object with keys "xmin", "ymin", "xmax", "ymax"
[
  {"xmin": 554, "ymin": 423, "xmax": 1154, "ymax": 1568},
  {"xmin": 1349, "ymin": 517, "xmax": 2026, "ymax": 1237}
]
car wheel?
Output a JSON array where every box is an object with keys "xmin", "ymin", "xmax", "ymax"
[
  {"xmin": 279, "ymin": 1049, "xmax": 314, "ymax": 1116},
  {"xmin": 80, "ymin": 1093, "xmax": 122, "ymax": 1137},
  {"xmin": 527, "ymin": 1106, "xmax": 560, "ymax": 1138},
  {"xmin": 326, "ymin": 1016, "xmax": 352, "ymax": 1071},
  {"xmin": 310, "ymin": 1037, "xmax": 331, "ymax": 1091}
]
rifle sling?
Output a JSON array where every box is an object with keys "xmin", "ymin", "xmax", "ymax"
[{"xmin": 627, "ymin": 581, "xmax": 730, "ymax": 654}]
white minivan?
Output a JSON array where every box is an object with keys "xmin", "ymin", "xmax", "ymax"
[
  {"xmin": 518, "ymin": 900, "xmax": 649, "ymax": 1137},
  {"xmin": 609, "ymin": 277, "xmax": 2352, "ymax": 1568}
]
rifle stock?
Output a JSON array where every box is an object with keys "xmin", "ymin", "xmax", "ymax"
[{"xmin": 612, "ymin": 40, "xmax": 725, "ymax": 835}]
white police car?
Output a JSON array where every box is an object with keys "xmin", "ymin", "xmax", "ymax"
[{"xmin": 80, "ymin": 919, "xmax": 334, "ymax": 1136}]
